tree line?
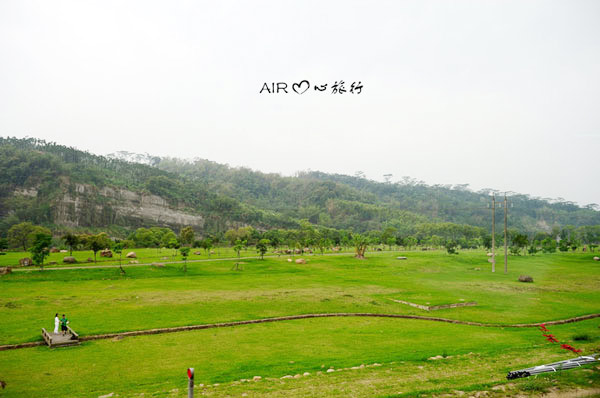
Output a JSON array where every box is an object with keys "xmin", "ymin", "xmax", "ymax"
[{"xmin": 2, "ymin": 221, "xmax": 599, "ymax": 268}]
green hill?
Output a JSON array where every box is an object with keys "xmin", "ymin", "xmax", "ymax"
[{"xmin": 1, "ymin": 137, "xmax": 599, "ymax": 241}]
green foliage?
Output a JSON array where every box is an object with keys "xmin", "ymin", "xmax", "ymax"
[
  {"xmin": 199, "ymin": 238, "xmax": 213, "ymax": 254},
  {"xmin": 179, "ymin": 247, "xmax": 190, "ymax": 257},
  {"xmin": 559, "ymin": 239, "xmax": 570, "ymax": 252},
  {"xmin": 353, "ymin": 234, "xmax": 369, "ymax": 259},
  {"xmin": 86, "ymin": 233, "xmax": 111, "ymax": 263},
  {"xmin": 179, "ymin": 226, "xmax": 195, "ymax": 246},
  {"xmin": 7, "ymin": 222, "xmax": 51, "ymax": 251},
  {"xmin": 179, "ymin": 246, "xmax": 190, "ymax": 272},
  {"xmin": 0, "ymin": 238, "xmax": 7, "ymax": 251},
  {"xmin": 445, "ymin": 240, "xmax": 458, "ymax": 255},
  {"xmin": 528, "ymin": 243, "xmax": 540, "ymax": 255},
  {"xmin": 233, "ymin": 239, "xmax": 244, "ymax": 258},
  {"xmin": 256, "ymin": 239, "xmax": 269, "ymax": 259},
  {"xmin": 541, "ymin": 238, "xmax": 557, "ymax": 253},
  {"xmin": 30, "ymin": 232, "xmax": 52, "ymax": 267},
  {"xmin": 2, "ymin": 137, "xmax": 600, "ymax": 242},
  {"xmin": 62, "ymin": 233, "xmax": 79, "ymax": 255}
]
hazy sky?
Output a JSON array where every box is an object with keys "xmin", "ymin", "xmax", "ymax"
[{"xmin": 1, "ymin": 1, "xmax": 599, "ymax": 205}]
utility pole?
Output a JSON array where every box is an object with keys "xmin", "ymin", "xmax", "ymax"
[
  {"xmin": 491, "ymin": 194, "xmax": 496, "ymax": 272},
  {"xmin": 504, "ymin": 194, "xmax": 508, "ymax": 274}
]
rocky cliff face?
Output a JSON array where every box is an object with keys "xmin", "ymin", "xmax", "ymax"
[{"xmin": 47, "ymin": 183, "xmax": 204, "ymax": 229}]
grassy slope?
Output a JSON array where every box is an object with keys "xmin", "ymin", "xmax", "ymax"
[{"xmin": 0, "ymin": 251, "xmax": 599, "ymax": 397}]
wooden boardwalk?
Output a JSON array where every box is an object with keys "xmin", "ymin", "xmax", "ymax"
[{"xmin": 41, "ymin": 326, "xmax": 80, "ymax": 348}]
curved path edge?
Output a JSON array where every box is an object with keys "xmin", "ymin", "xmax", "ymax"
[{"xmin": 2, "ymin": 312, "xmax": 598, "ymax": 351}]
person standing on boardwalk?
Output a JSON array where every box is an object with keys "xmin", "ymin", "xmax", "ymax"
[
  {"xmin": 53, "ymin": 313, "xmax": 59, "ymax": 334},
  {"xmin": 60, "ymin": 314, "xmax": 69, "ymax": 335}
]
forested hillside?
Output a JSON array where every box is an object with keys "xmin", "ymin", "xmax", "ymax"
[
  {"xmin": 155, "ymin": 157, "xmax": 600, "ymax": 234},
  {"xmin": 1, "ymin": 137, "xmax": 599, "ymax": 242}
]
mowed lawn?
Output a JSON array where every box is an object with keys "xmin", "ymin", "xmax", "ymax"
[{"xmin": 0, "ymin": 251, "xmax": 599, "ymax": 397}]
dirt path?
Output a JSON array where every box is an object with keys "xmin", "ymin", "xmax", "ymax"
[{"xmin": 2, "ymin": 312, "xmax": 598, "ymax": 351}]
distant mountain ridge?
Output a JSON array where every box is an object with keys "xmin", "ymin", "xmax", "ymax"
[{"xmin": 1, "ymin": 137, "xmax": 599, "ymax": 237}]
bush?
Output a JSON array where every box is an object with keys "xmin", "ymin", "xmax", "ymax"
[{"xmin": 572, "ymin": 334, "xmax": 590, "ymax": 341}]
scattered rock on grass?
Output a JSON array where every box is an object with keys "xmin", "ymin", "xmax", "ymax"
[
  {"xmin": 518, "ymin": 275, "xmax": 534, "ymax": 283},
  {"xmin": 295, "ymin": 258, "xmax": 306, "ymax": 264},
  {"xmin": 62, "ymin": 256, "xmax": 77, "ymax": 264},
  {"xmin": 396, "ymin": 256, "xmax": 407, "ymax": 260},
  {"xmin": 19, "ymin": 258, "xmax": 33, "ymax": 266},
  {"xmin": 594, "ymin": 256, "xmax": 599, "ymax": 261},
  {"xmin": 98, "ymin": 393, "xmax": 115, "ymax": 398},
  {"xmin": 126, "ymin": 252, "xmax": 137, "ymax": 258},
  {"xmin": 252, "ymin": 376, "xmax": 261, "ymax": 381}
]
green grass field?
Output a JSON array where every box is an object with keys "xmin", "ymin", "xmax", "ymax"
[{"xmin": 1, "ymin": 250, "xmax": 599, "ymax": 397}]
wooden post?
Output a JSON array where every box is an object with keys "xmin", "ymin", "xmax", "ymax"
[
  {"xmin": 187, "ymin": 368, "xmax": 194, "ymax": 398},
  {"xmin": 504, "ymin": 194, "xmax": 508, "ymax": 274},
  {"xmin": 491, "ymin": 194, "xmax": 496, "ymax": 273}
]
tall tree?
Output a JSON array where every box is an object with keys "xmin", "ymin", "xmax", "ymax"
[
  {"xmin": 180, "ymin": 226, "xmax": 195, "ymax": 247},
  {"xmin": 30, "ymin": 233, "xmax": 52, "ymax": 270},
  {"xmin": 113, "ymin": 242, "xmax": 125, "ymax": 275},
  {"xmin": 8, "ymin": 222, "xmax": 35, "ymax": 251},
  {"xmin": 353, "ymin": 234, "xmax": 369, "ymax": 259},
  {"xmin": 180, "ymin": 246, "xmax": 190, "ymax": 273},
  {"xmin": 62, "ymin": 233, "xmax": 79, "ymax": 256},
  {"xmin": 87, "ymin": 233, "xmax": 111, "ymax": 263},
  {"xmin": 256, "ymin": 239, "xmax": 269, "ymax": 259}
]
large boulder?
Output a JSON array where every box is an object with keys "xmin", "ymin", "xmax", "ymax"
[
  {"xmin": 594, "ymin": 256, "xmax": 600, "ymax": 261},
  {"xmin": 19, "ymin": 258, "xmax": 33, "ymax": 266},
  {"xmin": 295, "ymin": 258, "xmax": 306, "ymax": 264},
  {"xmin": 62, "ymin": 256, "xmax": 77, "ymax": 264},
  {"xmin": 518, "ymin": 275, "xmax": 534, "ymax": 283},
  {"xmin": 126, "ymin": 252, "xmax": 137, "ymax": 259},
  {"xmin": 100, "ymin": 249, "xmax": 113, "ymax": 258}
]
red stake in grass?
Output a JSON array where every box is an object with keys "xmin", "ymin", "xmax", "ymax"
[{"xmin": 538, "ymin": 324, "xmax": 581, "ymax": 354}]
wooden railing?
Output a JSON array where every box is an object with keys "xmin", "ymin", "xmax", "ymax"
[
  {"xmin": 41, "ymin": 328, "xmax": 52, "ymax": 346},
  {"xmin": 67, "ymin": 325, "xmax": 79, "ymax": 340}
]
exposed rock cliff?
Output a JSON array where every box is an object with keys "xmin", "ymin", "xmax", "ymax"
[{"xmin": 22, "ymin": 183, "xmax": 204, "ymax": 229}]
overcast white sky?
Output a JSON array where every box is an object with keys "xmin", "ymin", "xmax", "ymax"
[{"xmin": 1, "ymin": 1, "xmax": 599, "ymax": 205}]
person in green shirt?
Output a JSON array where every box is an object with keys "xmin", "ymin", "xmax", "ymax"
[{"xmin": 60, "ymin": 314, "xmax": 69, "ymax": 335}]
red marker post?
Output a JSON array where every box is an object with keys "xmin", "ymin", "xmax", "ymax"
[{"xmin": 187, "ymin": 368, "xmax": 194, "ymax": 398}]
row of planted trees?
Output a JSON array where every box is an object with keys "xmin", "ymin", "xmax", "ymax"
[{"xmin": 2, "ymin": 221, "xmax": 600, "ymax": 268}]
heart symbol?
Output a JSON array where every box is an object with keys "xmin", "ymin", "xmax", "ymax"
[{"xmin": 292, "ymin": 80, "xmax": 310, "ymax": 95}]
